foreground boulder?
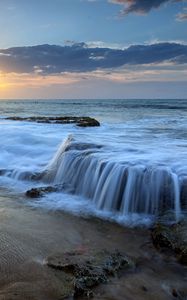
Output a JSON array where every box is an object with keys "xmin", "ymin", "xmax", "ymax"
[
  {"xmin": 151, "ymin": 222, "xmax": 187, "ymax": 265},
  {"xmin": 6, "ymin": 116, "xmax": 100, "ymax": 127},
  {"xmin": 46, "ymin": 249, "xmax": 135, "ymax": 298}
]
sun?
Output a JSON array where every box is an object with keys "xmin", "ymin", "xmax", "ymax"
[
  {"xmin": 0, "ymin": 82, "xmax": 8, "ymax": 90},
  {"xmin": 0, "ymin": 72, "xmax": 8, "ymax": 89}
]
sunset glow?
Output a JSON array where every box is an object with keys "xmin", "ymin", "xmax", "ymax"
[{"xmin": 0, "ymin": 0, "xmax": 186, "ymax": 98}]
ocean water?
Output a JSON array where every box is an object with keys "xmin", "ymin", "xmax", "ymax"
[{"xmin": 0, "ymin": 99, "xmax": 187, "ymax": 226}]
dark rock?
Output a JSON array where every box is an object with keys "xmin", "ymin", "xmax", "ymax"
[
  {"xmin": 6, "ymin": 116, "xmax": 100, "ymax": 127},
  {"xmin": 64, "ymin": 142, "xmax": 102, "ymax": 152},
  {"xmin": 172, "ymin": 288, "xmax": 178, "ymax": 297},
  {"xmin": 46, "ymin": 249, "xmax": 135, "ymax": 298},
  {"xmin": 151, "ymin": 224, "xmax": 177, "ymax": 249},
  {"xmin": 178, "ymin": 247, "xmax": 187, "ymax": 265},
  {"xmin": 0, "ymin": 169, "xmax": 8, "ymax": 176},
  {"xmin": 181, "ymin": 179, "xmax": 187, "ymax": 210},
  {"xmin": 172, "ymin": 289, "xmax": 187, "ymax": 300},
  {"xmin": 151, "ymin": 222, "xmax": 187, "ymax": 265},
  {"xmin": 26, "ymin": 185, "xmax": 62, "ymax": 198},
  {"xmin": 47, "ymin": 250, "xmax": 85, "ymax": 271},
  {"xmin": 26, "ymin": 183, "xmax": 75, "ymax": 198},
  {"xmin": 141, "ymin": 286, "xmax": 148, "ymax": 292},
  {"xmin": 76, "ymin": 117, "xmax": 100, "ymax": 127}
]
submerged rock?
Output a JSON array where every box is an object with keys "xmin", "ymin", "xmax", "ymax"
[
  {"xmin": 6, "ymin": 116, "xmax": 100, "ymax": 127},
  {"xmin": 46, "ymin": 249, "xmax": 135, "ymax": 298},
  {"xmin": 151, "ymin": 222, "xmax": 187, "ymax": 265},
  {"xmin": 26, "ymin": 185, "xmax": 62, "ymax": 198},
  {"xmin": 25, "ymin": 183, "xmax": 75, "ymax": 198}
]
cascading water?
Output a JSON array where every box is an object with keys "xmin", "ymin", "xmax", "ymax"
[
  {"xmin": 0, "ymin": 99, "xmax": 187, "ymax": 227},
  {"xmin": 37, "ymin": 135, "xmax": 183, "ymax": 222}
]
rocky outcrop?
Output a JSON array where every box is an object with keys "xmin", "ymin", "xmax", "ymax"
[
  {"xmin": 46, "ymin": 249, "xmax": 135, "ymax": 298},
  {"xmin": 6, "ymin": 116, "xmax": 100, "ymax": 127},
  {"xmin": 151, "ymin": 222, "xmax": 187, "ymax": 265}
]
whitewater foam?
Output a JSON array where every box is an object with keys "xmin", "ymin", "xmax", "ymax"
[{"xmin": 0, "ymin": 99, "xmax": 186, "ymax": 226}]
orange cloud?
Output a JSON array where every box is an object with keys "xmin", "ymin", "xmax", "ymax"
[
  {"xmin": 0, "ymin": 72, "xmax": 79, "ymax": 89},
  {"xmin": 0, "ymin": 62, "xmax": 186, "ymax": 99}
]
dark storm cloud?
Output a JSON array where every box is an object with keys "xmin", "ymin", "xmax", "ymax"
[
  {"xmin": 0, "ymin": 42, "xmax": 187, "ymax": 74},
  {"xmin": 109, "ymin": 0, "xmax": 183, "ymax": 14}
]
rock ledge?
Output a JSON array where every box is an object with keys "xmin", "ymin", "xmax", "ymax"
[{"xmin": 6, "ymin": 116, "xmax": 100, "ymax": 127}]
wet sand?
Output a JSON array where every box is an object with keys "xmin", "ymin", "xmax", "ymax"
[{"xmin": 0, "ymin": 191, "xmax": 186, "ymax": 300}]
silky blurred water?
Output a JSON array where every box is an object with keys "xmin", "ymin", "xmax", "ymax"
[{"xmin": 0, "ymin": 99, "xmax": 186, "ymax": 225}]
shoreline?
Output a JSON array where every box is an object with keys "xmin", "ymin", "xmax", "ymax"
[{"xmin": 0, "ymin": 193, "xmax": 187, "ymax": 299}]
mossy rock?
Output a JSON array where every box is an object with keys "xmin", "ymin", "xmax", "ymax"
[
  {"xmin": 151, "ymin": 222, "xmax": 187, "ymax": 265},
  {"xmin": 46, "ymin": 249, "xmax": 135, "ymax": 298}
]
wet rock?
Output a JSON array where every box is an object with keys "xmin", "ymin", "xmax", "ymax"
[
  {"xmin": 151, "ymin": 224, "xmax": 177, "ymax": 249},
  {"xmin": 178, "ymin": 247, "xmax": 187, "ymax": 265},
  {"xmin": 172, "ymin": 288, "xmax": 178, "ymax": 297},
  {"xmin": 0, "ymin": 169, "xmax": 8, "ymax": 176},
  {"xmin": 141, "ymin": 286, "xmax": 148, "ymax": 292},
  {"xmin": 6, "ymin": 116, "xmax": 100, "ymax": 127},
  {"xmin": 47, "ymin": 250, "xmax": 86, "ymax": 271},
  {"xmin": 172, "ymin": 289, "xmax": 187, "ymax": 300},
  {"xmin": 64, "ymin": 142, "xmax": 102, "ymax": 152},
  {"xmin": 46, "ymin": 249, "xmax": 135, "ymax": 298},
  {"xmin": 76, "ymin": 117, "xmax": 100, "ymax": 127},
  {"xmin": 151, "ymin": 222, "xmax": 187, "ymax": 265},
  {"xmin": 25, "ymin": 185, "xmax": 62, "ymax": 198},
  {"xmin": 181, "ymin": 179, "xmax": 187, "ymax": 210}
]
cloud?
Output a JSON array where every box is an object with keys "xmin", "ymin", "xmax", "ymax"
[
  {"xmin": 108, "ymin": 0, "xmax": 183, "ymax": 15},
  {"xmin": 0, "ymin": 42, "xmax": 187, "ymax": 75},
  {"xmin": 176, "ymin": 7, "xmax": 187, "ymax": 21}
]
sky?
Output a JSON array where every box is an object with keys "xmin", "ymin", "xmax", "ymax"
[{"xmin": 0, "ymin": 0, "xmax": 187, "ymax": 99}]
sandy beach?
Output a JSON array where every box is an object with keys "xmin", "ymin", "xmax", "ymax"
[{"xmin": 0, "ymin": 190, "xmax": 186, "ymax": 300}]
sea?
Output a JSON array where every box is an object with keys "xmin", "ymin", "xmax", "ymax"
[{"xmin": 0, "ymin": 99, "xmax": 187, "ymax": 226}]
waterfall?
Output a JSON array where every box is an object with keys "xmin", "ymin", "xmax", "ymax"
[
  {"xmin": 171, "ymin": 173, "xmax": 181, "ymax": 222},
  {"xmin": 39, "ymin": 135, "xmax": 183, "ymax": 222}
]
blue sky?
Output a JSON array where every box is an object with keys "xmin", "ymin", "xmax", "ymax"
[{"xmin": 0, "ymin": 0, "xmax": 187, "ymax": 99}]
